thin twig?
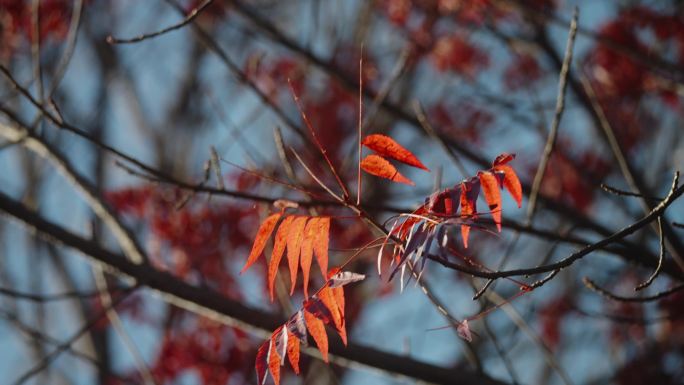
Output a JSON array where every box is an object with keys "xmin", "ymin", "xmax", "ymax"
[
  {"xmin": 600, "ymin": 183, "xmax": 662, "ymax": 201},
  {"xmin": 412, "ymin": 100, "xmax": 469, "ymax": 179},
  {"xmin": 527, "ymin": 7, "xmax": 578, "ymax": 219},
  {"xmin": 107, "ymin": 0, "xmax": 214, "ymax": 44},
  {"xmin": 583, "ymin": 277, "xmax": 684, "ymax": 303},
  {"xmin": 635, "ymin": 217, "xmax": 665, "ymax": 290}
]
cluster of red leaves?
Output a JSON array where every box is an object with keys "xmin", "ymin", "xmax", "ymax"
[
  {"xmin": 254, "ymin": 270, "xmax": 365, "ymax": 385},
  {"xmin": 360, "ymin": 134, "xmax": 430, "ymax": 185},
  {"xmin": 429, "ymin": 102, "xmax": 489, "ymax": 144},
  {"xmin": 503, "ymin": 53, "xmax": 543, "ymax": 91},
  {"xmin": 588, "ymin": 6, "xmax": 684, "ymax": 99},
  {"xmin": 379, "ymin": 153, "xmax": 522, "ymax": 281},
  {"xmin": 0, "ymin": 0, "xmax": 72, "ymax": 57},
  {"xmin": 536, "ymin": 145, "xmax": 610, "ymax": 212},
  {"xmin": 241, "ymin": 213, "xmax": 331, "ymax": 299},
  {"xmin": 430, "ymin": 34, "xmax": 489, "ymax": 76}
]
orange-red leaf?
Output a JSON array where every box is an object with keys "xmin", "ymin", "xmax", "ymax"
[
  {"xmin": 460, "ymin": 179, "xmax": 480, "ymax": 248},
  {"xmin": 255, "ymin": 340, "xmax": 269, "ymax": 385},
  {"xmin": 319, "ymin": 287, "xmax": 346, "ymax": 345},
  {"xmin": 313, "ymin": 217, "xmax": 330, "ymax": 279},
  {"xmin": 304, "ymin": 309, "xmax": 329, "ymax": 362},
  {"xmin": 269, "ymin": 216, "xmax": 294, "ymax": 301},
  {"xmin": 286, "ymin": 330, "xmax": 300, "ymax": 374},
  {"xmin": 362, "ymin": 134, "xmax": 430, "ymax": 171},
  {"xmin": 479, "ymin": 171, "xmax": 502, "ymax": 232},
  {"xmin": 494, "ymin": 164, "xmax": 522, "ymax": 208},
  {"xmin": 300, "ymin": 218, "xmax": 318, "ymax": 298},
  {"xmin": 286, "ymin": 216, "xmax": 308, "ymax": 294},
  {"xmin": 361, "ymin": 154, "xmax": 415, "ymax": 185},
  {"xmin": 268, "ymin": 333, "xmax": 281, "ymax": 385},
  {"xmin": 241, "ymin": 213, "xmax": 281, "ymax": 274}
]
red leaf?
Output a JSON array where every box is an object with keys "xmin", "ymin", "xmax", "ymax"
[
  {"xmin": 300, "ymin": 218, "xmax": 318, "ymax": 298},
  {"xmin": 241, "ymin": 213, "xmax": 281, "ymax": 274},
  {"xmin": 494, "ymin": 164, "xmax": 523, "ymax": 208},
  {"xmin": 268, "ymin": 333, "xmax": 282, "ymax": 385},
  {"xmin": 304, "ymin": 309, "xmax": 329, "ymax": 362},
  {"xmin": 362, "ymin": 134, "xmax": 430, "ymax": 171},
  {"xmin": 332, "ymin": 286, "xmax": 345, "ymax": 325},
  {"xmin": 269, "ymin": 216, "xmax": 294, "ymax": 301},
  {"xmin": 361, "ymin": 154, "xmax": 415, "ymax": 185},
  {"xmin": 459, "ymin": 178, "xmax": 480, "ymax": 248},
  {"xmin": 255, "ymin": 340, "xmax": 269, "ymax": 385},
  {"xmin": 493, "ymin": 153, "xmax": 515, "ymax": 166},
  {"xmin": 319, "ymin": 287, "xmax": 346, "ymax": 345},
  {"xmin": 286, "ymin": 330, "xmax": 300, "ymax": 374},
  {"xmin": 286, "ymin": 216, "xmax": 308, "ymax": 294},
  {"xmin": 313, "ymin": 217, "xmax": 330, "ymax": 279},
  {"xmin": 478, "ymin": 171, "xmax": 502, "ymax": 232}
]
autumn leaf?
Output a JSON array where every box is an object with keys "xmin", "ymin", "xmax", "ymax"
[
  {"xmin": 304, "ymin": 308, "xmax": 329, "ymax": 362},
  {"xmin": 362, "ymin": 134, "xmax": 430, "ymax": 171},
  {"xmin": 319, "ymin": 287, "xmax": 346, "ymax": 345},
  {"xmin": 313, "ymin": 217, "xmax": 330, "ymax": 278},
  {"xmin": 299, "ymin": 218, "xmax": 318, "ymax": 297},
  {"xmin": 493, "ymin": 153, "xmax": 515, "ymax": 166},
  {"xmin": 361, "ymin": 154, "xmax": 414, "ymax": 185},
  {"xmin": 268, "ymin": 332, "xmax": 282, "ymax": 385},
  {"xmin": 478, "ymin": 171, "xmax": 502, "ymax": 231},
  {"xmin": 286, "ymin": 330, "xmax": 300, "ymax": 374},
  {"xmin": 269, "ymin": 216, "xmax": 294, "ymax": 301},
  {"xmin": 460, "ymin": 179, "xmax": 480, "ymax": 248},
  {"xmin": 241, "ymin": 213, "xmax": 281, "ymax": 274},
  {"xmin": 286, "ymin": 216, "xmax": 308, "ymax": 294},
  {"xmin": 255, "ymin": 341, "xmax": 269, "ymax": 385},
  {"xmin": 494, "ymin": 164, "xmax": 522, "ymax": 208}
]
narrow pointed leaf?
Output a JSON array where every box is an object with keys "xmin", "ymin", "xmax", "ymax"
[
  {"xmin": 241, "ymin": 213, "xmax": 281, "ymax": 274},
  {"xmin": 493, "ymin": 153, "xmax": 515, "ymax": 166},
  {"xmin": 268, "ymin": 333, "xmax": 282, "ymax": 385},
  {"xmin": 460, "ymin": 179, "xmax": 480, "ymax": 248},
  {"xmin": 287, "ymin": 216, "xmax": 308, "ymax": 294},
  {"xmin": 286, "ymin": 330, "xmax": 300, "ymax": 374},
  {"xmin": 299, "ymin": 218, "xmax": 318, "ymax": 298},
  {"xmin": 319, "ymin": 287, "xmax": 346, "ymax": 345},
  {"xmin": 312, "ymin": 217, "xmax": 330, "ymax": 279},
  {"xmin": 361, "ymin": 154, "xmax": 415, "ymax": 185},
  {"xmin": 255, "ymin": 340, "xmax": 270, "ymax": 385},
  {"xmin": 494, "ymin": 164, "xmax": 523, "ymax": 208},
  {"xmin": 362, "ymin": 134, "xmax": 430, "ymax": 171},
  {"xmin": 269, "ymin": 216, "xmax": 294, "ymax": 301},
  {"xmin": 304, "ymin": 309, "xmax": 329, "ymax": 362},
  {"xmin": 479, "ymin": 171, "xmax": 502, "ymax": 232}
]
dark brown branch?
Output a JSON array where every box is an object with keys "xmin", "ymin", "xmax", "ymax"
[
  {"xmin": 635, "ymin": 217, "xmax": 665, "ymax": 290},
  {"xmin": 600, "ymin": 183, "xmax": 662, "ymax": 201}
]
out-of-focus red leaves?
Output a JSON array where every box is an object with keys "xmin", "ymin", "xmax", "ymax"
[{"xmin": 431, "ymin": 35, "xmax": 489, "ymax": 77}]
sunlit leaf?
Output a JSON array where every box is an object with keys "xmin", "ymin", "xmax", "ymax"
[
  {"xmin": 313, "ymin": 217, "xmax": 330, "ymax": 279},
  {"xmin": 300, "ymin": 218, "xmax": 318, "ymax": 297},
  {"xmin": 362, "ymin": 134, "xmax": 430, "ymax": 171},
  {"xmin": 478, "ymin": 171, "xmax": 502, "ymax": 231},
  {"xmin": 241, "ymin": 213, "xmax": 281, "ymax": 274},
  {"xmin": 286, "ymin": 216, "xmax": 308, "ymax": 294},
  {"xmin": 269, "ymin": 216, "xmax": 294, "ymax": 301},
  {"xmin": 361, "ymin": 154, "xmax": 415, "ymax": 185},
  {"xmin": 304, "ymin": 309, "xmax": 329, "ymax": 362}
]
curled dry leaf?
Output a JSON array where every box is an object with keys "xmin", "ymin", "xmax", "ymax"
[
  {"xmin": 361, "ymin": 154, "xmax": 415, "ymax": 185},
  {"xmin": 328, "ymin": 271, "xmax": 366, "ymax": 288},
  {"xmin": 362, "ymin": 134, "xmax": 430, "ymax": 171}
]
